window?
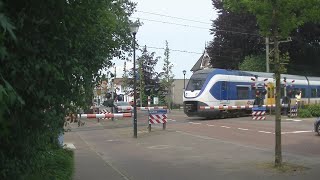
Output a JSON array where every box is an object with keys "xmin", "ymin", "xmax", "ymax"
[
  {"xmin": 301, "ymin": 88, "xmax": 306, "ymax": 98},
  {"xmin": 186, "ymin": 79, "xmax": 206, "ymax": 91},
  {"xmin": 318, "ymin": 89, "xmax": 320, "ymax": 97},
  {"xmin": 237, "ymin": 86, "xmax": 249, "ymax": 99},
  {"xmin": 186, "ymin": 72, "xmax": 209, "ymax": 91},
  {"xmin": 251, "ymin": 87, "xmax": 256, "ymax": 98},
  {"xmin": 311, "ymin": 89, "xmax": 317, "ymax": 98}
]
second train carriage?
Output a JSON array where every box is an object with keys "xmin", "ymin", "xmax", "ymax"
[{"xmin": 183, "ymin": 68, "xmax": 320, "ymax": 118}]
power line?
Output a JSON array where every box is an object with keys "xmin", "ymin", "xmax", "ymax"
[
  {"xmin": 133, "ymin": 17, "xmax": 261, "ymax": 36},
  {"xmin": 137, "ymin": 10, "xmax": 256, "ymax": 33},
  {"xmin": 136, "ymin": 10, "xmax": 211, "ymax": 25},
  {"xmin": 146, "ymin": 46, "xmax": 202, "ymax": 54},
  {"xmin": 145, "ymin": 46, "xmax": 234, "ymax": 59}
]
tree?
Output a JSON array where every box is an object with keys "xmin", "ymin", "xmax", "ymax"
[
  {"xmin": 0, "ymin": 0, "xmax": 135, "ymax": 178},
  {"xmin": 208, "ymin": 0, "xmax": 320, "ymax": 76},
  {"xmin": 161, "ymin": 40, "xmax": 175, "ymax": 109},
  {"xmin": 239, "ymin": 55, "xmax": 266, "ymax": 72},
  {"xmin": 128, "ymin": 46, "xmax": 161, "ymax": 106},
  {"xmin": 225, "ymin": 0, "xmax": 320, "ymax": 167},
  {"xmin": 239, "ymin": 53, "xmax": 290, "ymax": 73},
  {"xmin": 122, "ymin": 61, "xmax": 130, "ymax": 101},
  {"xmin": 207, "ymin": 0, "xmax": 264, "ymax": 69}
]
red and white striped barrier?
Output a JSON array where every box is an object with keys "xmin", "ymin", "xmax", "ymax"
[
  {"xmin": 77, "ymin": 113, "xmax": 132, "ymax": 119},
  {"xmin": 149, "ymin": 114, "xmax": 167, "ymax": 124},
  {"xmin": 252, "ymin": 111, "xmax": 266, "ymax": 116},
  {"xmin": 116, "ymin": 106, "xmax": 168, "ymax": 110},
  {"xmin": 199, "ymin": 104, "xmax": 288, "ymax": 110},
  {"xmin": 139, "ymin": 106, "xmax": 167, "ymax": 110},
  {"xmin": 252, "ymin": 116, "xmax": 266, "ymax": 120}
]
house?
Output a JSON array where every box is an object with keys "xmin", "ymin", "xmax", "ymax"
[{"xmin": 190, "ymin": 49, "xmax": 212, "ymax": 72}]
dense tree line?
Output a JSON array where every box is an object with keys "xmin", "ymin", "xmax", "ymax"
[
  {"xmin": 0, "ymin": 0, "xmax": 134, "ymax": 178},
  {"xmin": 207, "ymin": 0, "xmax": 320, "ymax": 76}
]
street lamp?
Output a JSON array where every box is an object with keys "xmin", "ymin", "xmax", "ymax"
[
  {"xmin": 130, "ymin": 23, "xmax": 139, "ymax": 138},
  {"xmin": 183, "ymin": 70, "xmax": 186, "ymax": 89}
]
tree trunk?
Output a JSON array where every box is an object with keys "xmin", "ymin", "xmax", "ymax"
[{"xmin": 273, "ymin": 10, "xmax": 282, "ymax": 167}]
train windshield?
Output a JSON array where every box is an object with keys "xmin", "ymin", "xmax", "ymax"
[{"xmin": 186, "ymin": 72, "xmax": 209, "ymax": 91}]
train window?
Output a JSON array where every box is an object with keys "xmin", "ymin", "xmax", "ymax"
[
  {"xmin": 237, "ymin": 87, "xmax": 249, "ymax": 99},
  {"xmin": 318, "ymin": 89, "xmax": 320, "ymax": 97},
  {"xmin": 301, "ymin": 88, "xmax": 306, "ymax": 98},
  {"xmin": 251, "ymin": 87, "xmax": 256, "ymax": 98},
  {"xmin": 186, "ymin": 79, "xmax": 206, "ymax": 91},
  {"xmin": 311, "ymin": 89, "xmax": 317, "ymax": 98}
]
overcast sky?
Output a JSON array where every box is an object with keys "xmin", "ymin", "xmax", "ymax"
[{"xmin": 112, "ymin": 0, "xmax": 218, "ymax": 79}]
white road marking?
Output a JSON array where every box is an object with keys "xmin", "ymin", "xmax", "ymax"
[
  {"xmin": 148, "ymin": 145, "xmax": 170, "ymax": 149},
  {"xmin": 285, "ymin": 119, "xmax": 302, "ymax": 122},
  {"xmin": 221, "ymin": 126, "xmax": 231, "ymax": 128},
  {"xmin": 238, "ymin": 128, "xmax": 249, "ymax": 131},
  {"xmin": 281, "ymin": 130, "xmax": 313, "ymax": 134},
  {"xmin": 258, "ymin": 131, "xmax": 272, "ymax": 134},
  {"xmin": 206, "ymin": 124, "xmax": 215, "ymax": 127},
  {"xmin": 175, "ymin": 131, "xmax": 270, "ymax": 152},
  {"xmin": 189, "ymin": 122, "xmax": 201, "ymax": 125}
]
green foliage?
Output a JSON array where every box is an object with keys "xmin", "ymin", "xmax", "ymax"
[
  {"xmin": 239, "ymin": 54, "xmax": 266, "ymax": 72},
  {"xmin": 161, "ymin": 40, "xmax": 175, "ymax": 108},
  {"xmin": 25, "ymin": 149, "xmax": 74, "ymax": 180},
  {"xmin": 305, "ymin": 104, "xmax": 320, "ymax": 117},
  {"xmin": 0, "ymin": 0, "xmax": 135, "ymax": 178},
  {"xmin": 224, "ymin": 0, "xmax": 320, "ymax": 37},
  {"xmin": 298, "ymin": 108, "xmax": 312, "ymax": 118},
  {"xmin": 128, "ymin": 46, "xmax": 162, "ymax": 106}
]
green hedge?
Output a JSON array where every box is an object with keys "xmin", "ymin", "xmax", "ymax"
[
  {"xmin": 298, "ymin": 104, "xmax": 320, "ymax": 118},
  {"xmin": 25, "ymin": 149, "xmax": 74, "ymax": 180},
  {"xmin": 298, "ymin": 108, "xmax": 313, "ymax": 118}
]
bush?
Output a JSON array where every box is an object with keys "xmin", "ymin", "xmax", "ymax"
[
  {"xmin": 307, "ymin": 104, "xmax": 320, "ymax": 117},
  {"xmin": 26, "ymin": 149, "xmax": 74, "ymax": 180},
  {"xmin": 298, "ymin": 108, "xmax": 313, "ymax": 118}
]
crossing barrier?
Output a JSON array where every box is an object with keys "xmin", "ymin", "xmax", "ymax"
[
  {"xmin": 77, "ymin": 113, "xmax": 132, "ymax": 119},
  {"xmin": 252, "ymin": 107, "xmax": 267, "ymax": 120},
  {"xmin": 148, "ymin": 109, "xmax": 168, "ymax": 132},
  {"xmin": 199, "ymin": 104, "xmax": 288, "ymax": 110},
  {"xmin": 116, "ymin": 106, "xmax": 168, "ymax": 110}
]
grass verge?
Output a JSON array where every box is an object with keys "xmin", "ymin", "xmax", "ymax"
[{"xmin": 257, "ymin": 162, "xmax": 309, "ymax": 173}]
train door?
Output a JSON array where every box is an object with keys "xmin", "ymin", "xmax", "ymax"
[
  {"xmin": 266, "ymin": 83, "xmax": 275, "ymax": 105},
  {"xmin": 220, "ymin": 81, "xmax": 230, "ymax": 104}
]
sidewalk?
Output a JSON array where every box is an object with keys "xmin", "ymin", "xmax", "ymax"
[
  {"xmin": 65, "ymin": 132, "xmax": 126, "ymax": 180},
  {"xmin": 65, "ymin": 125, "xmax": 320, "ymax": 180}
]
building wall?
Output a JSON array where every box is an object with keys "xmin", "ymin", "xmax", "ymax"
[{"xmin": 171, "ymin": 79, "xmax": 189, "ymax": 105}]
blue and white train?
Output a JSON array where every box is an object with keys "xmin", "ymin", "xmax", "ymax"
[{"xmin": 183, "ymin": 68, "xmax": 320, "ymax": 118}]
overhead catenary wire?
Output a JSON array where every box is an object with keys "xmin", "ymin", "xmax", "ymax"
[
  {"xmin": 136, "ymin": 10, "xmax": 251, "ymax": 32},
  {"xmin": 132, "ymin": 17, "xmax": 261, "ymax": 36},
  {"xmin": 145, "ymin": 46, "xmax": 235, "ymax": 59},
  {"xmin": 136, "ymin": 10, "xmax": 211, "ymax": 25}
]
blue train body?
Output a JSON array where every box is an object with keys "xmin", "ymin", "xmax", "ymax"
[{"xmin": 183, "ymin": 68, "xmax": 320, "ymax": 118}]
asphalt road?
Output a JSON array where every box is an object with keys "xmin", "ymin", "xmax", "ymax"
[{"xmin": 65, "ymin": 110, "xmax": 320, "ymax": 180}]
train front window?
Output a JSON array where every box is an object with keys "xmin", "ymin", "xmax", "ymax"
[
  {"xmin": 186, "ymin": 73, "xmax": 209, "ymax": 91},
  {"xmin": 186, "ymin": 79, "xmax": 206, "ymax": 91}
]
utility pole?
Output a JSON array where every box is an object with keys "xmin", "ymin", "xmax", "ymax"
[{"xmin": 266, "ymin": 37, "xmax": 270, "ymax": 73}]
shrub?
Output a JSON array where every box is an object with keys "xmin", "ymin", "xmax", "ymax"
[
  {"xmin": 25, "ymin": 149, "xmax": 74, "ymax": 180},
  {"xmin": 307, "ymin": 104, "xmax": 320, "ymax": 117},
  {"xmin": 298, "ymin": 108, "xmax": 312, "ymax": 118}
]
